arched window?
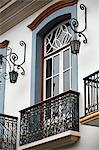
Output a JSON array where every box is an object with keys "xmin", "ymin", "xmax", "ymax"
[
  {"xmin": 28, "ymin": 0, "xmax": 78, "ymax": 104},
  {"xmin": 44, "ymin": 20, "xmax": 72, "ymax": 99}
]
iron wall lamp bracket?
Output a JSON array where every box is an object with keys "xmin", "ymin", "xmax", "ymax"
[
  {"xmin": 70, "ymin": 4, "xmax": 87, "ymax": 44},
  {"xmin": 66, "ymin": 4, "xmax": 87, "ymax": 54},
  {"xmin": 0, "ymin": 41, "xmax": 26, "ymax": 83}
]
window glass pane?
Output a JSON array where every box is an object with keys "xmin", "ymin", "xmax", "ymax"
[
  {"xmin": 46, "ymin": 58, "xmax": 52, "ymax": 78},
  {"xmin": 53, "ymin": 75, "xmax": 59, "ymax": 96},
  {"xmin": 46, "ymin": 79, "xmax": 52, "ymax": 98},
  {"xmin": 63, "ymin": 50, "xmax": 69, "ymax": 70},
  {"xmin": 53, "ymin": 55, "xmax": 59, "ymax": 75},
  {"xmin": 63, "ymin": 71, "xmax": 70, "ymax": 91}
]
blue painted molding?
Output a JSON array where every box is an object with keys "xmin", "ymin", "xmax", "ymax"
[
  {"xmin": 0, "ymin": 48, "xmax": 6, "ymax": 113},
  {"xmin": 30, "ymin": 4, "xmax": 78, "ymax": 105}
]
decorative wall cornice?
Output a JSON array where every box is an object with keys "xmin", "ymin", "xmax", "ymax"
[
  {"xmin": 27, "ymin": 0, "xmax": 78, "ymax": 31},
  {"xmin": 0, "ymin": 40, "xmax": 9, "ymax": 48}
]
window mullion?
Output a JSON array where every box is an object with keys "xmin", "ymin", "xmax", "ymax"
[
  {"xmin": 43, "ymin": 60, "xmax": 46, "ymax": 100},
  {"xmin": 52, "ymin": 57, "xmax": 53, "ymax": 97},
  {"xmin": 59, "ymin": 51, "xmax": 63, "ymax": 93},
  {"xmin": 69, "ymin": 48, "xmax": 72, "ymax": 89}
]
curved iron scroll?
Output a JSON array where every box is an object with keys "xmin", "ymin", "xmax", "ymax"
[
  {"xmin": 0, "ymin": 47, "xmax": 12, "ymax": 80},
  {"xmin": 70, "ymin": 4, "xmax": 87, "ymax": 43},
  {"xmin": 0, "ymin": 41, "xmax": 26, "ymax": 82},
  {"xmin": 9, "ymin": 41, "xmax": 26, "ymax": 75}
]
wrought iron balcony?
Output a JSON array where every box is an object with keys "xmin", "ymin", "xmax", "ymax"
[
  {"xmin": 19, "ymin": 90, "xmax": 79, "ymax": 149},
  {"xmin": 80, "ymin": 70, "xmax": 99, "ymax": 126},
  {"xmin": 84, "ymin": 70, "xmax": 99, "ymax": 115},
  {"xmin": 0, "ymin": 114, "xmax": 18, "ymax": 150}
]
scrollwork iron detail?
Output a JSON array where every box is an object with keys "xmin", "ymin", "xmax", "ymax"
[
  {"xmin": 19, "ymin": 90, "xmax": 79, "ymax": 146},
  {"xmin": 0, "ymin": 114, "xmax": 18, "ymax": 150},
  {"xmin": 0, "ymin": 47, "xmax": 12, "ymax": 81},
  {"xmin": 69, "ymin": 4, "xmax": 87, "ymax": 43},
  {"xmin": 9, "ymin": 41, "xmax": 26, "ymax": 75},
  {"xmin": 0, "ymin": 41, "xmax": 26, "ymax": 83}
]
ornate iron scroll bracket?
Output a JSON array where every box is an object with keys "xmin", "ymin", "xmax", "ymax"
[
  {"xmin": 69, "ymin": 4, "xmax": 87, "ymax": 44},
  {"xmin": 9, "ymin": 41, "xmax": 26, "ymax": 75},
  {"xmin": 0, "ymin": 41, "xmax": 26, "ymax": 83}
]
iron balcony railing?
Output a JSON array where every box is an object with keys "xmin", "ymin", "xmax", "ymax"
[
  {"xmin": 0, "ymin": 114, "xmax": 18, "ymax": 150},
  {"xmin": 20, "ymin": 90, "xmax": 79, "ymax": 146},
  {"xmin": 83, "ymin": 70, "xmax": 99, "ymax": 115}
]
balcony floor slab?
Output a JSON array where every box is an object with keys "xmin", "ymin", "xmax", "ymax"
[
  {"xmin": 19, "ymin": 130, "xmax": 80, "ymax": 150},
  {"xmin": 80, "ymin": 111, "xmax": 99, "ymax": 127}
]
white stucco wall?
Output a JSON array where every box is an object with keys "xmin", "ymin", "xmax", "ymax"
[
  {"xmin": 0, "ymin": 0, "xmax": 59, "ymax": 117},
  {"xmin": 1, "ymin": 19, "xmax": 32, "ymax": 116},
  {"xmin": 78, "ymin": 0, "xmax": 99, "ymax": 116},
  {"xmin": 78, "ymin": 1, "xmax": 99, "ymax": 150},
  {"xmin": 0, "ymin": 0, "xmax": 99, "ymax": 150}
]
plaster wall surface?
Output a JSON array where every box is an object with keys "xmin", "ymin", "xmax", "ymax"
[
  {"xmin": 0, "ymin": 0, "xmax": 59, "ymax": 117},
  {"xmin": 0, "ymin": 0, "xmax": 99, "ymax": 150}
]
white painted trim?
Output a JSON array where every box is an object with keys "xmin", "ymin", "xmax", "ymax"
[
  {"xmin": 19, "ymin": 130, "xmax": 80, "ymax": 150},
  {"xmin": 44, "ymin": 46, "xmax": 71, "ymax": 100}
]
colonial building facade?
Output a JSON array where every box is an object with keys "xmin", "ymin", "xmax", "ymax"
[{"xmin": 0, "ymin": 0, "xmax": 99, "ymax": 150}]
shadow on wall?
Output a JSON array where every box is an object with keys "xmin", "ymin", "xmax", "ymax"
[{"xmin": 53, "ymin": 125, "xmax": 99, "ymax": 150}]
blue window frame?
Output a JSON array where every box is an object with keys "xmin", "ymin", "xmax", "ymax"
[{"xmin": 30, "ymin": 3, "xmax": 78, "ymax": 105}]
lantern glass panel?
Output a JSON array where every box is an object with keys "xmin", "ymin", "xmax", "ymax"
[
  {"xmin": 9, "ymin": 71, "xmax": 18, "ymax": 83},
  {"xmin": 70, "ymin": 40, "xmax": 80, "ymax": 54}
]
